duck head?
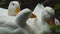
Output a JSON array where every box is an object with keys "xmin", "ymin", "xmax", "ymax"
[
  {"xmin": 44, "ymin": 7, "xmax": 55, "ymax": 26},
  {"xmin": 8, "ymin": 1, "xmax": 20, "ymax": 16}
]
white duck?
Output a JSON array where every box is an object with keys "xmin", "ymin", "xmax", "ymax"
[
  {"xmin": 26, "ymin": 4, "xmax": 44, "ymax": 27},
  {"xmin": 0, "ymin": 1, "xmax": 20, "ymax": 16},
  {"xmin": 0, "ymin": 8, "xmax": 34, "ymax": 34},
  {"xmin": 44, "ymin": 7, "xmax": 55, "ymax": 26},
  {"xmin": 27, "ymin": 4, "xmax": 55, "ymax": 34}
]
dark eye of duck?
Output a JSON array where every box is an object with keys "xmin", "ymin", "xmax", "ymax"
[{"xmin": 12, "ymin": 3, "xmax": 15, "ymax": 6}]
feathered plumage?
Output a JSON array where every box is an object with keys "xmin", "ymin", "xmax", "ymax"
[
  {"xmin": 0, "ymin": 1, "xmax": 20, "ymax": 16},
  {"xmin": 27, "ymin": 4, "xmax": 55, "ymax": 34},
  {"xmin": 0, "ymin": 8, "xmax": 33, "ymax": 34}
]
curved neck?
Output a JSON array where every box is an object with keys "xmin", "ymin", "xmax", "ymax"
[{"xmin": 15, "ymin": 11, "xmax": 31, "ymax": 27}]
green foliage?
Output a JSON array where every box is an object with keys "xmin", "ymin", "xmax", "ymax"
[
  {"xmin": 54, "ymin": 3, "xmax": 60, "ymax": 10},
  {"xmin": 43, "ymin": 32, "xmax": 48, "ymax": 34},
  {"xmin": 50, "ymin": 24, "xmax": 60, "ymax": 32},
  {"xmin": 55, "ymin": 25, "xmax": 60, "ymax": 30},
  {"xmin": 0, "ymin": 2, "xmax": 5, "ymax": 5}
]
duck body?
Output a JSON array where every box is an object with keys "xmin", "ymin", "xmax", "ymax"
[
  {"xmin": 0, "ymin": 8, "xmax": 8, "ymax": 16},
  {"xmin": 0, "ymin": 15, "xmax": 29, "ymax": 34},
  {"xmin": 27, "ymin": 4, "xmax": 51, "ymax": 34},
  {"xmin": 0, "ymin": 8, "xmax": 33, "ymax": 34}
]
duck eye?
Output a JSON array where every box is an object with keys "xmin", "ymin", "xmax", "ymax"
[{"xmin": 12, "ymin": 3, "xmax": 14, "ymax": 5}]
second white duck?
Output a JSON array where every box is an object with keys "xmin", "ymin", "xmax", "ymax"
[{"xmin": 27, "ymin": 4, "xmax": 55, "ymax": 34}]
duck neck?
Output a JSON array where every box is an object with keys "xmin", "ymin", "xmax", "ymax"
[
  {"xmin": 16, "ymin": 11, "xmax": 31, "ymax": 28},
  {"xmin": 16, "ymin": 16, "xmax": 29, "ymax": 27}
]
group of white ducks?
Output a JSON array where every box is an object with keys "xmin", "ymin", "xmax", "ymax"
[{"xmin": 0, "ymin": 1, "xmax": 56, "ymax": 34}]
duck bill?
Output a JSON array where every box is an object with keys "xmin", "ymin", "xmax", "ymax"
[
  {"xmin": 49, "ymin": 16, "xmax": 55, "ymax": 26},
  {"xmin": 30, "ymin": 13, "xmax": 37, "ymax": 18},
  {"xmin": 15, "ymin": 7, "xmax": 20, "ymax": 15}
]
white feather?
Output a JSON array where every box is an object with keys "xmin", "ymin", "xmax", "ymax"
[
  {"xmin": 0, "ymin": 8, "xmax": 32, "ymax": 34},
  {"xmin": 0, "ymin": 1, "xmax": 20, "ymax": 16},
  {"xmin": 27, "ymin": 4, "xmax": 53, "ymax": 34}
]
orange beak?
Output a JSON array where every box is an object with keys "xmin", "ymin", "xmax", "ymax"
[
  {"xmin": 15, "ymin": 7, "xmax": 20, "ymax": 15},
  {"xmin": 30, "ymin": 13, "xmax": 37, "ymax": 18},
  {"xmin": 15, "ymin": 8, "xmax": 36, "ymax": 18},
  {"xmin": 49, "ymin": 17, "xmax": 55, "ymax": 26}
]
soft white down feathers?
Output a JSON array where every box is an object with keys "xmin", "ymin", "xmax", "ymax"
[
  {"xmin": 27, "ymin": 4, "xmax": 55, "ymax": 34},
  {"xmin": 0, "ymin": 8, "xmax": 33, "ymax": 34}
]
